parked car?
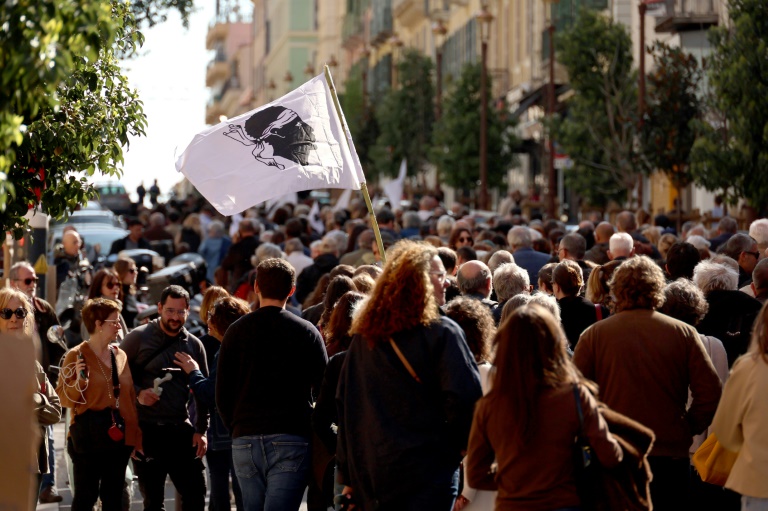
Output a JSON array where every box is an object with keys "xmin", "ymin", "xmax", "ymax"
[
  {"xmin": 50, "ymin": 209, "xmax": 124, "ymax": 229},
  {"xmin": 94, "ymin": 181, "xmax": 132, "ymax": 215}
]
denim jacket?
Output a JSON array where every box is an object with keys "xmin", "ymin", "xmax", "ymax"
[{"xmin": 188, "ymin": 351, "xmax": 232, "ymax": 451}]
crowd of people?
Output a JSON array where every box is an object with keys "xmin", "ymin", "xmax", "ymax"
[{"xmin": 11, "ymin": 191, "xmax": 768, "ymax": 511}]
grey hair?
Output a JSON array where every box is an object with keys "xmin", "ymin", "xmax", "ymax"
[
  {"xmin": 149, "ymin": 212, "xmax": 166, "ymax": 226},
  {"xmin": 402, "ymin": 211, "xmax": 422, "ymax": 229},
  {"xmin": 457, "ymin": 263, "xmax": 492, "ymax": 295},
  {"xmin": 721, "ymin": 233, "xmax": 756, "ymax": 260},
  {"xmin": 436, "ymin": 215, "xmax": 456, "ymax": 238},
  {"xmin": 753, "ymin": 258, "xmax": 768, "ymax": 293},
  {"xmin": 609, "ymin": 233, "xmax": 633, "ymax": 257},
  {"xmin": 208, "ymin": 220, "xmax": 226, "ymax": 237},
  {"xmin": 323, "ymin": 231, "xmax": 347, "ymax": 255},
  {"xmin": 252, "ymin": 242, "xmax": 285, "ymax": 267},
  {"xmin": 749, "ymin": 218, "xmax": 768, "ymax": 247},
  {"xmin": 284, "ymin": 238, "xmax": 304, "ymax": 255},
  {"xmin": 686, "ymin": 235, "xmax": 711, "ymax": 250},
  {"xmin": 487, "ymin": 250, "xmax": 515, "ymax": 274},
  {"xmin": 560, "ymin": 233, "xmax": 587, "ymax": 260},
  {"xmin": 659, "ymin": 278, "xmax": 709, "ymax": 326},
  {"xmin": 717, "ymin": 216, "xmax": 738, "ymax": 234},
  {"xmin": 693, "ymin": 260, "xmax": 739, "ymax": 294},
  {"xmin": 529, "ymin": 291, "xmax": 561, "ymax": 322},
  {"xmin": 9, "ymin": 261, "xmax": 35, "ymax": 280},
  {"xmin": 493, "ymin": 263, "xmax": 530, "ymax": 302},
  {"xmin": 507, "ymin": 226, "xmax": 533, "ymax": 249}
]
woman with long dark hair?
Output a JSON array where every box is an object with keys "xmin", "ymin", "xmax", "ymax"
[{"xmin": 466, "ymin": 305, "xmax": 622, "ymax": 510}]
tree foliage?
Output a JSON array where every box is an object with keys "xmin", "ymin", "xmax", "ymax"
[
  {"xmin": 642, "ymin": 42, "xmax": 701, "ymax": 191},
  {"xmin": 339, "ymin": 73, "xmax": 379, "ymax": 178},
  {"xmin": 554, "ymin": 8, "xmax": 642, "ymax": 208},
  {"xmin": 370, "ymin": 49, "xmax": 436, "ymax": 178},
  {"xmin": 430, "ymin": 62, "xmax": 517, "ymax": 192},
  {"xmin": 0, "ymin": 0, "xmax": 198, "ymax": 236},
  {"xmin": 1, "ymin": 1, "xmax": 147, "ymax": 237},
  {"xmin": 690, "ymin": 0, "xmax": 768, "ymax": 211}
]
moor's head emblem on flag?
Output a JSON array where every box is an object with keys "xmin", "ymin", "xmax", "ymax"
[{"xmin": 224, "ymin": 106, "xmax": 317, "ymax": 170}]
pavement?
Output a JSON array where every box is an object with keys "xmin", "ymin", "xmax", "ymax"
[{"xmin": 38, "ymin": 420, "xmax": 311, "ymax": 511}]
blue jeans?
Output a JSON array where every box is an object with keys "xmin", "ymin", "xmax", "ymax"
[
  {"xmin": 41, "ymin": 425, "xmax": 56, "ymax": 489},
  {"xmin": 232, "ymin": 434, "xmax": 310, "ymax": 511},
  {"xmin": 743, "ymin": 496, "xmax": 768, "ymax": 511}
]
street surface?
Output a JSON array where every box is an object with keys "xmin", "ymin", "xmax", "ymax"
[{"xmin": 39, "ymin": 420, "xmax": 311, "ymax": 511}]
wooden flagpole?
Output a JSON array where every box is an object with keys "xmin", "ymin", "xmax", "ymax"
[{"xmin": 323, "ymin": 65, "xmax": 387, "ymax": 264}]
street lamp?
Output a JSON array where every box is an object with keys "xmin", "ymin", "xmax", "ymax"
[
  {"xmin": 388, "ymin": 33, "xmax": 404, "ymax": 89},
  {"xmin": 476, "ymin": 4, "xmax": 494, "ymax": 211},
  {"xmin": 432, "ymin": 19, "xmax": 448, "ymax": 193},
  {"xmin": 361, "ymin": 46, "xmax": 371, "ymax": 115},
  {"xmin": 544, "ymin": 0, "xmax": 559, "ymax": 219}
]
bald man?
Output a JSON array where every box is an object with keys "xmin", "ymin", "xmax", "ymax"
[
  {"xmin": 584, "ymin": 222, "xmax": 615, "ymax": 265},
  {"xmin": 456, "ymin": 260, "xmax": 498, "ymax": 312},
  {"xmin": 55, "ymin": 230, "xmax": 84, "ymax": 290}
]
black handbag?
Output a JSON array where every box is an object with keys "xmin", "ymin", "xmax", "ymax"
[
  {"xmin": 70, "ymin": 347, "xmax": 126, "ymax": 453},
  {"xmin": 573, "ymin": 384, "xmax": 599, "ymax": 511}
]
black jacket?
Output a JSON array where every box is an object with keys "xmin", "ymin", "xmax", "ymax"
[
  {"xmin": 558, "ymin": 295, "xmax": 604, "ymax": 349},
  {"xmin": 336, "ymin": 317, "xmax": 482, "ymax": 508},
  {"xmin": 109, "ymin": 235, "xmax": 151, "ymax": 255},
  {"xmin": 295, "ymin": 253, "xmax": 340, "ymax": 305},
  {"xmin": 697, "ymin": 289, "xmax": 762, "ymax": 366},
  {"xmin": 216, "ymin": 306, "xmax": 327, "ymax": 438}
]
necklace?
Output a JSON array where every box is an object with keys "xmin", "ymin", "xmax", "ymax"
[{"xmin": 91, "ymin": 346, "xmax": 114, "ymax": 402}]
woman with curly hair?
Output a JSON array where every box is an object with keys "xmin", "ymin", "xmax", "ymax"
[{"xmin": 336, "ymin": 241, "xmax": 482, "ymax": 511}]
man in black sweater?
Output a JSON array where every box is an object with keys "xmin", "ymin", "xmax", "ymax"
[{"xmin": 217, "ymin": 258, "xmax": 327, "ymax": 511}]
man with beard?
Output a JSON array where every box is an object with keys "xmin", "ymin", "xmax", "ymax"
[{"xmin": 120, "ymin": 285, "xmax": 209, "ymax": 511}]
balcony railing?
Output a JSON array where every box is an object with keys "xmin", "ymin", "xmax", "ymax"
[
  {"xmin": 655, "ymin": 0, "xmax": 720, "ymax": 33},
  {"xmin": 342, "ymin": 12, "xmax": 365, "ymax": 46},
  {"xmin": 370, "ymin": 4, "xmax": 393, "ymax": 45}
]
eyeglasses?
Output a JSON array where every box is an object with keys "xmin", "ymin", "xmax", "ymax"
[
  {"xmin": 744, "ymin": 251, "xmax": 761, "ymax": 259},
  {"xmin": 0, "ymin": 308, "xmax": 28, "ymax": 320},
  {"xmin": 128, "ymin": 268, "xmax": 138, "ymax": 274},
  {"xmin": 104, "ymin": 281, "xmax": 119, "ymax": 290},
  {"xmin": 103, "ymin": 319, "xmax": 121, "ymax": 325},
  {"xmin": 14, "ymin": 277, "xmax": 38, "ymax": 286},
  {"xmin": 163, "ymin": 308, "xmax": 188, "ymax": 317},
  {"xmin": 429, "ymin": 271, "xmax": 447, "ymax": 281}
]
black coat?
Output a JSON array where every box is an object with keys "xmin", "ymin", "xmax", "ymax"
[
  {"xmin": 559, "ymin": 295, "xmax": 603, "ymax": 349},
  {"xmin": 109, "ymin": 235, "xmax": 151, "ymax": 255},
  {"xmin": 295, "ymin": 253, "xmax": 340, "ymax": 305},
  {"xmin": 697, "ymin": 289, "xmax": 762, "ymax": 367}
]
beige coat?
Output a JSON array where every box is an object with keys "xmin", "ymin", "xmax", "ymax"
[
  {"xmin": 712, "ymin": 354, "xmax": 768, "ymax": 498},
  {"xmin": 35, "ymin": 361, "xmax": 61, "ymax": 473}
]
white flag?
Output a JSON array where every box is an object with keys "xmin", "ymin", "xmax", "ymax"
[
  {"xmin": 383, "ymin": 159, "xmax": 407, "ymax": 212},
  {"xmin": 176, "ymin": 73, "xmax": 366, "ymax": 216},
  {"xmin": 308, "ymin": 200, "xmax": 325, "ymax": 234},
  {"xmin": 333, "ymin": 188, "xmax": 353, "ymax": 212}
]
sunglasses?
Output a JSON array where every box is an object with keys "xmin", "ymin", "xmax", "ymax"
[
  {"xmin": 104, "ymin": 281, "xmax": 119, "ymax": 290},
  {"xmin": 0, "ymin": 308, "xmax": 28, "ymax": 320},
  {"xmin": 458, "ymin": 237, "xmax": 473, "ymax": 242},
  {"xmin": 14, "ymin": 277, "xmax": 38, "ymax": 286},
  {"xmin": 128, "ymin": 268, "xmax": 138, "ymax": 274}
]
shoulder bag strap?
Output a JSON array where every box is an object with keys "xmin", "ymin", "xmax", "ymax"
[
  {"xmin": 110, "ymin": 347, "xmax": 121, "ymax": 407},
  {"xmin": 573, "ymin": 383, "xmax": 584, "ymax": 434},
  {"xmin": 389, "ymin": 338, "xmax": 421, "ymax": 383},
  {"xmin": 594, "ymin": 303, "xmax": 603, "ymax": 321}
]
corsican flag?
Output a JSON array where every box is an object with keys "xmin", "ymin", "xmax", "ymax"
[{"xmin": 176, "ymin": 73, "xmax": 366, "ymax": 216}]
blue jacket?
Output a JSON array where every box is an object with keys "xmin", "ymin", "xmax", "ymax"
[
  {"xmin": 512, "ymin": 247, "xmax": 552, "ymax": 289},
  {"xmin": 188, "ymin": 351, "xmax": 232, "ymax": 451}
]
